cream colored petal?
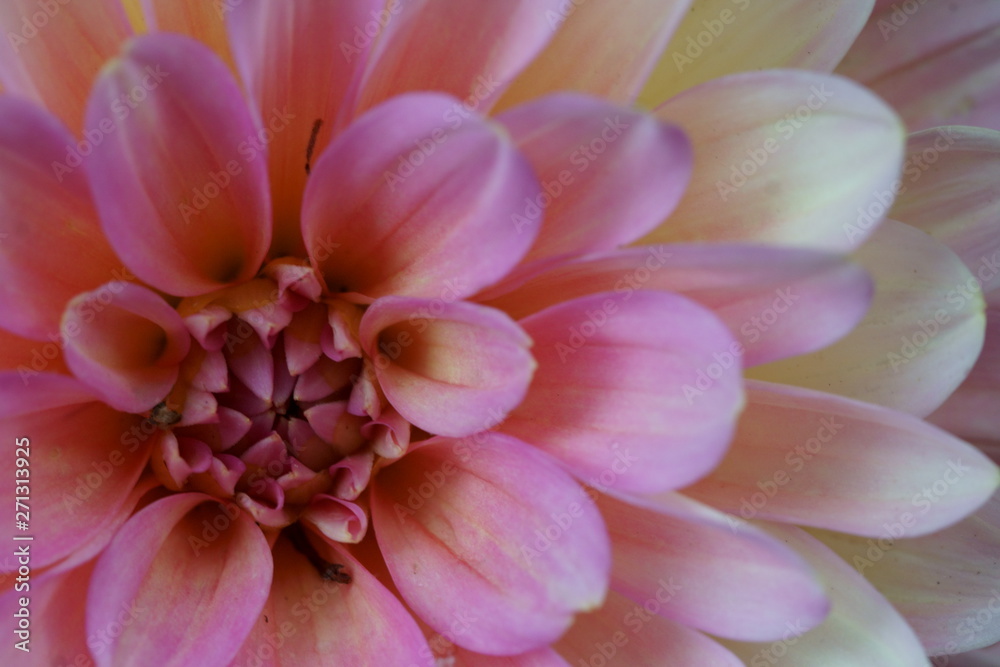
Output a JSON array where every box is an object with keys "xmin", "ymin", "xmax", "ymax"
[
  {"xmin": 638, "ymin": 0, "xmax": 873, "ymax": 108},
  {"xmin": 639, "ymin": 70, "xmax": 904, "ymax": 251},
  {"xmin": 749, "ymin": 220, "xmax": 986, "ymax": 417}
]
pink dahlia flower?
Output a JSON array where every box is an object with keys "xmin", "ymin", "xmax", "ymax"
[{"xmin": 0, "ymin": 1, "xmax": 995, "ymax": 666}]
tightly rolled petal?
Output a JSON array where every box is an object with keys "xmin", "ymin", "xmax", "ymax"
[
  {"xmin": 302, "ymin": 93, "xmax": 540, "ymax": 300},
  {"xmin": 481, "ymin": 244, "xmax": 873, "ymax": 367},
  {"xmin": 553, "ymin": 589, "xmax": 742, "ymax": 666},
  {"xmin": 225, "ymin": 0, "xmax": 383, "ymax": 255},
  {"xmin": 724, "ymin": 524, "xmax": 931, "ymax": 666},
  {"xmin": 837, "ymin": 0, "xmax": 1000, "ymax": 132},
  {"xmin": 85, "ymin": 33, "xmax": 271, "ymax": 296},
  {"xmin": 0, "ymin": 0, "xmax": 131, "ymax": 131},
  {"xmin": 502, "ymin": 291, "xmax": 743, "ymax": 494},
  {"xmin": 891, "ymin": 126, "xmax": 1000, "ymax": 296},
  {"xmin": 496, "ymin": 0, "xmax": 689, "ymax": 108},
  {"xmin": 0, "ymin": 97, "xmax": 121, "ymax": 340},
  {"xmin": 371, "ymin": 434, "xmax": 610, "ymax": 655},
  {"xmin": 685, "ymin": 381, "xmax": 1000, "ymax": 538},
  {"xmin": 639, "ymin": 70, "xmax": 905, "ymax": 251},
  {"xmin": 497, "ymin": 94, "xmax": 691, "ymax": 265},
  {"xmin": 0, "ymin": 374, "xmax": 152, "ymax": 571},
  {"xmin": 598, "ymin": 492, "xmax": 830, "ymax": 641},
  {"xmin": 814, "ymin": 494, "xmax": 1000, "ymax": 655},
  {"xmin": 231, "ymin": 536, "xmax": 434, "ymax": 666},
  {"xmin": 638, "ymin": 0, "xmax": 873, "ymax": 107},
  {"xmin": 355, "ymin": 0, "xmax": 565, "ymax": 114},
  {"xmin": 87, "ymin": 493, "xmax": 272, "ymax": 667},
  {"xmin": 360, "ymin": 297, "xmax": 535, "ymax": 438},
  {"xmin": 750, "ymin": 220, "xmax": 986, "ymax": 416},
  {"xmin": 62, "ymin": 283, "xmax": 190, "ymax": 413}
]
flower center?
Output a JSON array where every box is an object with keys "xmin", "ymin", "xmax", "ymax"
[{"xmin": 147, "ymin": 258, "xmax": 405, "ymax": 546}]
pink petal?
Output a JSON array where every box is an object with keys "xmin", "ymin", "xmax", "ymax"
[
  {"xmin": 481, "ymin": 244, "xmax": 873, "ymax": 367},
  {"xmin": 231, "ymin": 535, "xmax": 434, "ymax": 666},
  {"xmin": 502, "ymin": 291, "xmax": 743, "ymax": 494},
  {"xmin": 0, "ymin": 96, "xmax": 122, "ymax": 340},
  {"xmin": 61, "ymin": 283, "xmax": 190, "ymax": 413},
  {"xmin": 891, "ymin": 126, "xmax": 1000, "ymax": 297},
  {"xmin": 354, "ymin": 0, "xmax": 565, "ymax": 114},
  {"xmin": 640, "ymin": 70, "xmax": 905, "ymax": 251},
  {"xmin": 685, "ymin": 380, "xmax": 1000, "ymax": 538},
  {"xmin": 496, "ymin": 0, "xmax": 690, "ymax": 108},
  {"xmin": 455, "ymin": 647, "xmax": 571, "ymax": 666},
  {"xmin": 598, "ymin": 491, "xmax": 830, "ymax": 641},
  {"xmin": 87, "ymin": 493, "xmax": 272, "ymax": 667},
  {"xmin": 837, "ymin": 0, "xmax": 1000, "ymax": 132},
  {"xmin": 638, "ymin": 0, "xmax": 874, "ymax": 107},
  {"xmin": 496, "ymin": 94, "xmax": 691, "ymax": 265},
  {"xmin": 225, "ymin": 0, "xmax": 382, "ymax": 255},
  {"xmin": 724, "ymin": 524, "xmax": 930, "ymax": 666},
  {"xmin": 371, "ymin": 433, "xmax": 610, "ymax": 655},
  {"xmin": 750, "ymin": 220, "xmax": 986, "ymax": 417},
  {"xmin": 0, "ymin": 0, "xmax": 131, "ymax": 131},
  {"xmin": 814, "ymin": 494, "xmax": 1000, "ymax": 655},
  {"xmin": 0, "ymin": 326, "xmax": 68, "ymax": 377},
  {"xmin": 553, "ymin": 589, "xmax": 743, "ymax": 666},
  {"xmin": 85, "ymin": 33, "xmax": 271, "ymax": 297},
  {"xmin": 0, "ymin": 373, "xmax": 152, "ymax": 571},
  {"xmin": 301, "ymin": 93, "xmax": 540, "ymax": 300},
  {"xmin": 0, "ymin": 561, "xmax": 93, "ymax": 664},
  {"xmin": 360, "ymin": 297, "xmax": 535, "ymax": 438}
]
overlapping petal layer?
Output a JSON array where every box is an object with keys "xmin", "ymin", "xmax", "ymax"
[
  {"xmin": 502, "ymin": 290, "xmax": 744, "ymax": 494},
  {"xmin": 0, "ymin": 97, "xmax": 121, "ymax": 340},
  {"xmin": 481, "ymin": 244, "xmax": 872, "ymax": 367},
  {"xmin": 302, "ymin": 93, "xmax": 540, "ymax": 300},
  {"xmin": 371, "ymin": 434, "xmax": 610, "ymax": 655},
  {"xmin": 639, "ymin": 70, "xmax": 905, "ymax": 251},
  {"xmin": 684, "ymin": 381, "xmax": 1000, "ymax": 538},
  {"xmin": 87, "ymin": 493, "xmax": 272, "ymax": 667},
  {"xmin": 0, "ymin": 373, "xmax": 152, "ymax": 571},
  {"xmin": 750, "ymin": 220, "xmax": 986, "ymax": 416},
  {"xmin": 837, "ymin": 0, "xmax": 1000, "ymax": 132},
  {"xmin": 85, "ymin": 33, "xmax": 271, "ymax": 296}
]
